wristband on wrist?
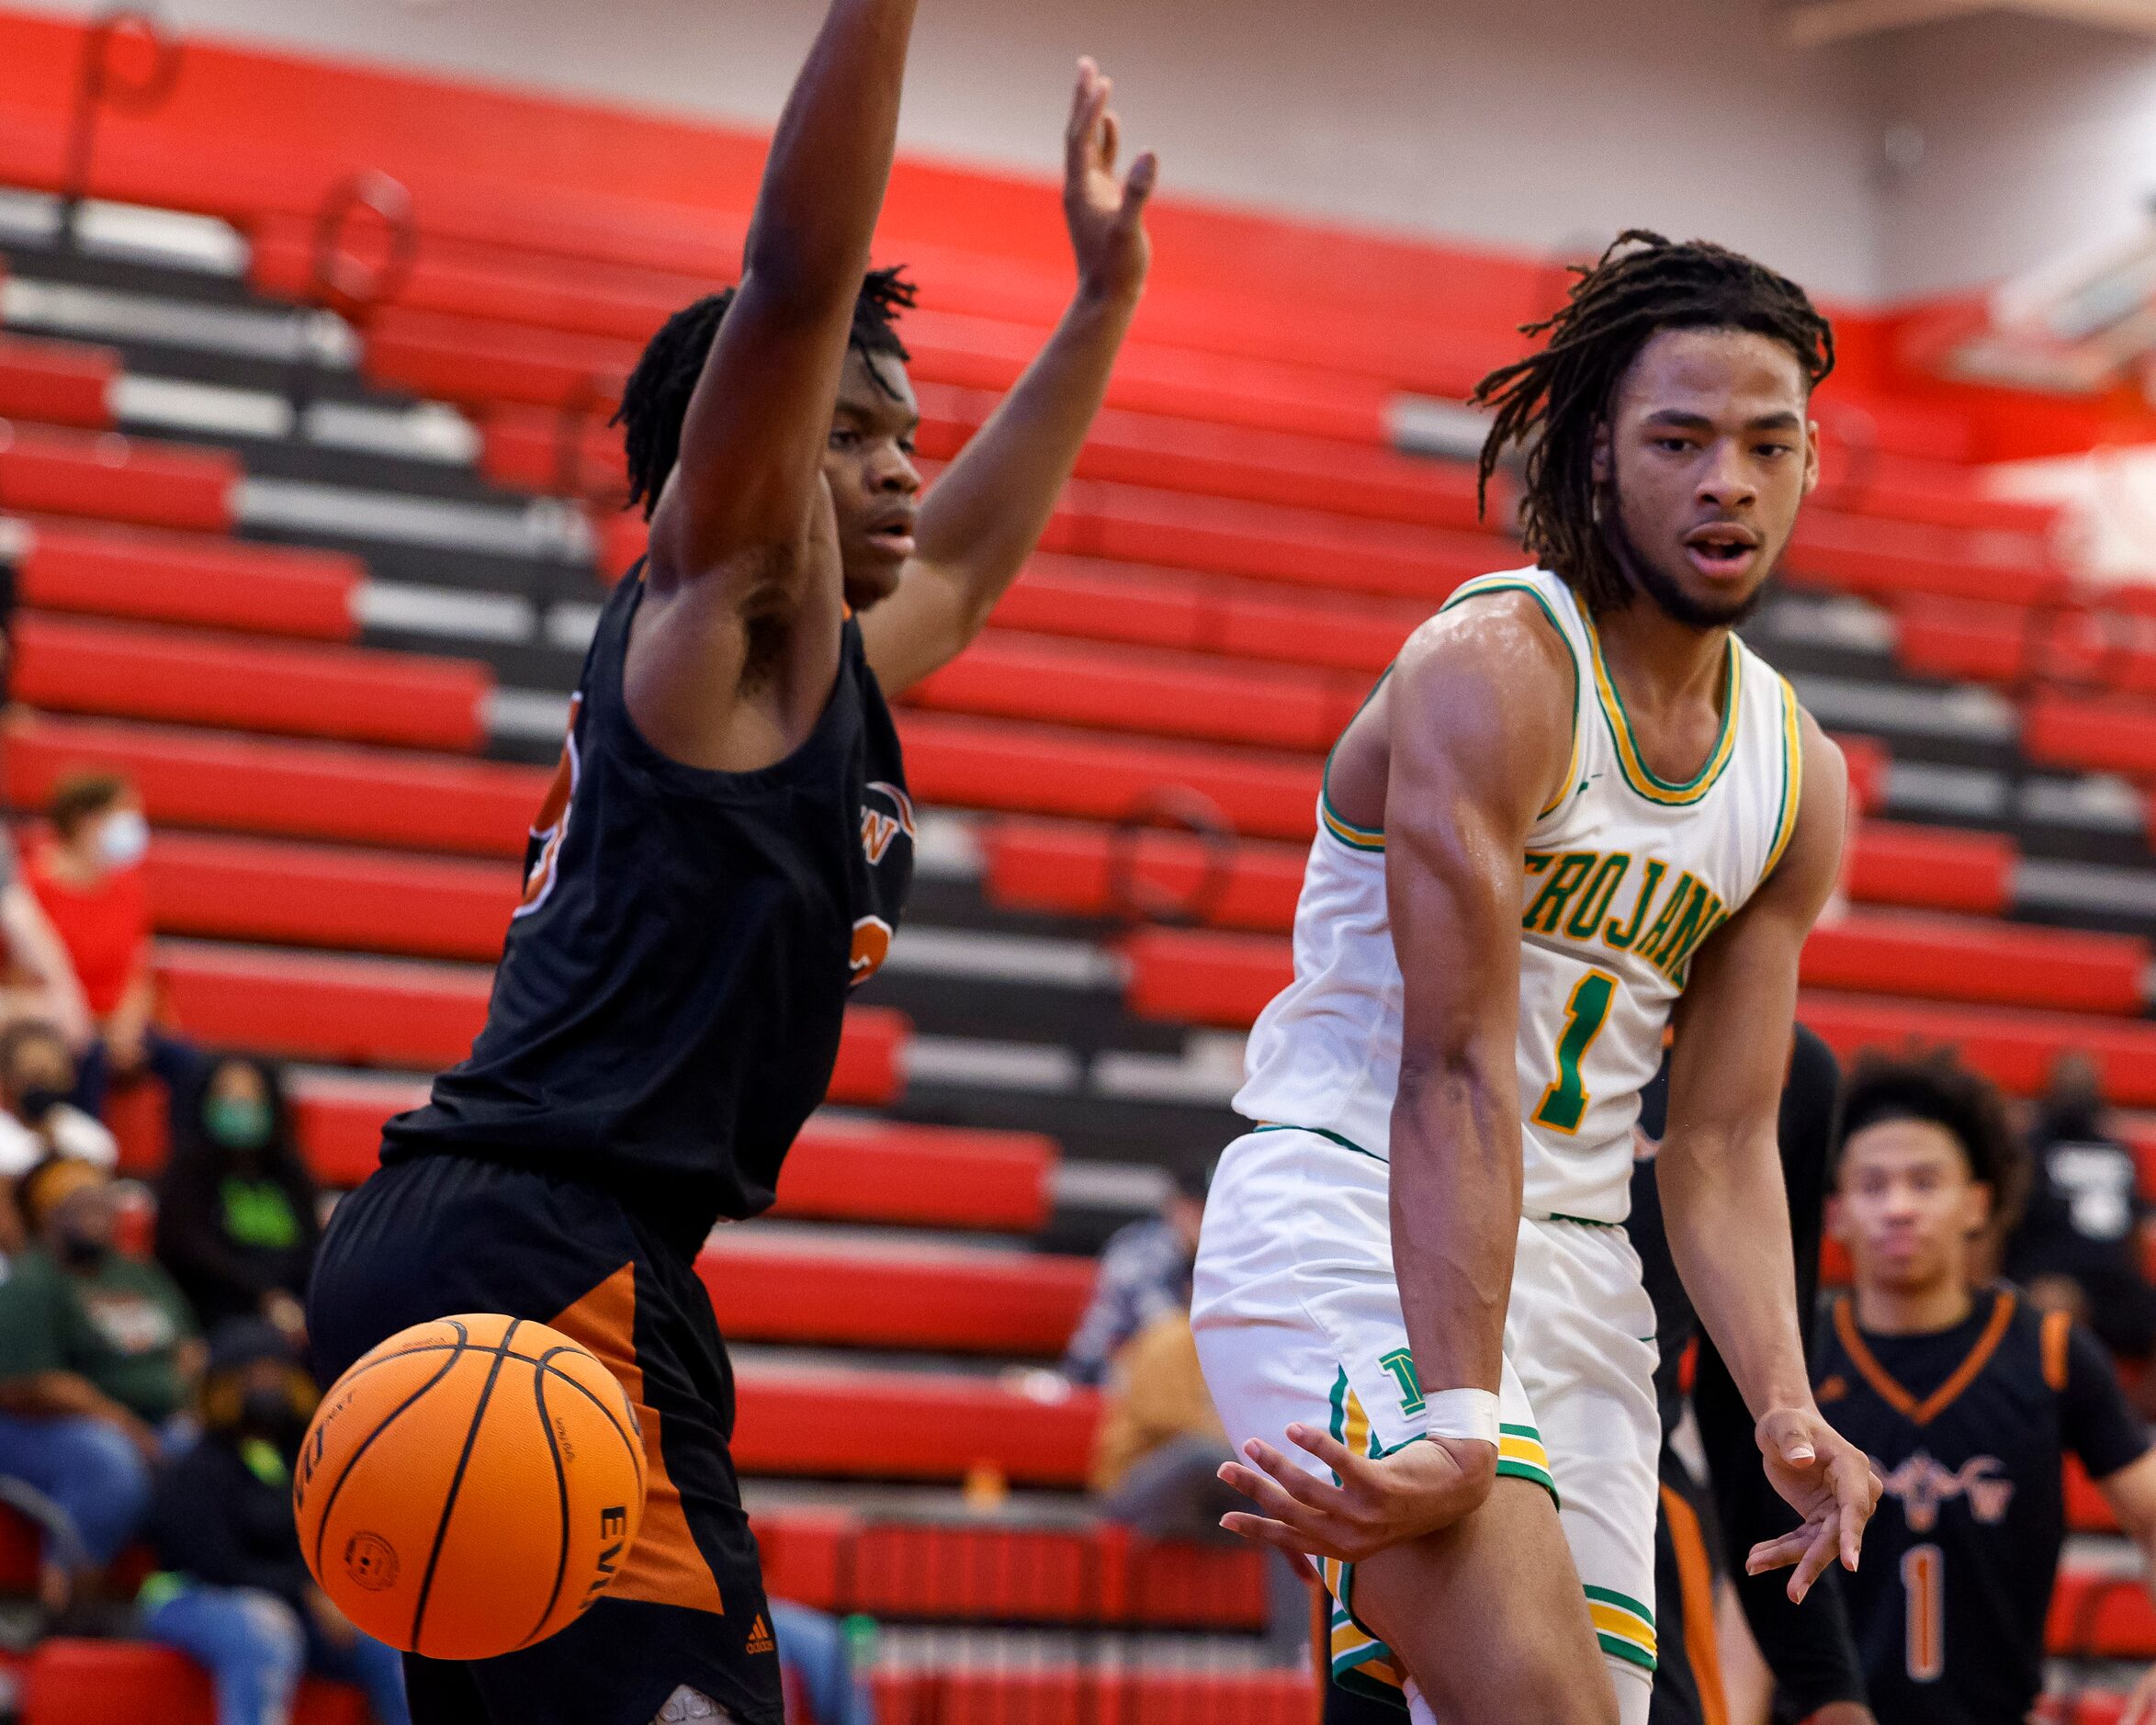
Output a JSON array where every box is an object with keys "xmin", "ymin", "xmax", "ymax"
[{"xmin": 1420, "ymin": 1387, "xmax": 1501, "ymax": 1448}]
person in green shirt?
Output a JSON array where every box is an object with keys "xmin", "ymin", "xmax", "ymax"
[{"xmin": 0, "ymin": 1155, "xmax": 200, "ymax": 1607}]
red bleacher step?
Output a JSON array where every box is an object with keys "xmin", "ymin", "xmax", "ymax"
[
  {"xmin": 700, "ymin": 1235, "xmax": 1091, "ymax": 1356},
  {"xmin": 1123, "ymin": 914, "xmax": 2148, "ymax": 1030},
  {"xmin": 870, "ymin": 1666, "xmax": 1315, "ymax": 1725},
  {"xmin": 909, "ymin": 628, "xmax": 1368, "ymax": 755},
  {"xmin": 144, "ymin": 829, "xmax": 520, "ymax": 961},
  {"xmin": 2050, "ymin": 1567, "xmax": 2156, "ymax": 1660},
  {"xmin": 0, "ymin": 423, "xmax": 234, "ymax": 532},
  {"xmin": 12, "ymin": 612, "xmax": 491, "ymax": 750},
  {"xmin": 1802, "ymin": 993, "xmax": 2156, "ymax": 1106},
  {"xmin": 150, "ymin": 939, "xmax": 906, "ymax": 1100},
  {"xmin": 0, "ymin": 335, "xmax": 118, "ymax": 430},
  {"xmin": 733, "ymin": 1364, "xmax": 1097, "ymax": 1487},
  {"xmin": 6, "ymin": 712, "xmax": 549, "ymax": 857},
  {"xmin": 995, "ymin": 556, "xmax": 1427, "ymax": 675},
  {"xmin": 759, "ymin": 1508, "xmax": 1266, "ymax": 1630},
  {"xmin": 24, "ymin": 1641, "xmax": 367, "ymax": 1725},
  {"xmin": 983, "ymin": 816, "xmax": 2015, "ymax": 934},
  {"xmin": 9, "ymin": 516, "xmax": 361, "ymax": 640}
]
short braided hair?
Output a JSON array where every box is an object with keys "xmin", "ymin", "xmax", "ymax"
[
  {"xmin": 1472, "ymin": 231, "xmax": 1834, "ymax": 614},
  {"xmin": 615, "ymin": 265, "xmax": 917, "ymax": 519}
]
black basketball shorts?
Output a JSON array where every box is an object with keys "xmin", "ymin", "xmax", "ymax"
[{"xmin": 308, "ymin": 1151, "xmax": 783, "ymax": 1725}]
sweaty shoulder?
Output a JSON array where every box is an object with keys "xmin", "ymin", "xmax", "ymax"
[{"xmin": 1329, "ymin": 589, "xmax": 1576, "ymax": 833}]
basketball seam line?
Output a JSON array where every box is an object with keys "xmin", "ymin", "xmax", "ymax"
[
  {"xmin": 303, "ymin": 1322, "xmax": 473, "ymax": 1584},
  {"xmin": 411, "ymin": 1316, "xmax": 523, "ymax": 1652},
  {"xmin": 524, "ymin": 1355, "xmax": 574, "ymax": 1650},
  {"xmin": 322, "ymin": 1338, "xmax": 647, "ymax": 1486}
]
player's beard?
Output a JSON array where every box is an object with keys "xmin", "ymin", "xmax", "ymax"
[{"xmin": 1600, "ymin": 459, "xmax": 1774, "ymax": 634}]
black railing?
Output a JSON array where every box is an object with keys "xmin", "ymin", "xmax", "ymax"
[{"xmin": 59, "ymin": 4, "xmax": 183, "ymax": 247}]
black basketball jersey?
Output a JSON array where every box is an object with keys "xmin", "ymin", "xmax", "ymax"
[
  {"xmin": 1812, "ymin": 1287, "xmax": 2149, "ymax": 1723},
  {"xmin": 382, "ymin": 566, "xmax": 914, "ymax": 1250}
]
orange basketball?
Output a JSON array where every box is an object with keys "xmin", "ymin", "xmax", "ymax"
[{"xmin": 294, "ymin": 1313, "xmax": 647, "ymax": 1661}]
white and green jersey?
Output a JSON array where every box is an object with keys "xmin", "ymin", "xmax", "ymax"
[{"xmin": 1234, "ymin": 565, "xmax": 1806, "ymax": 1226}]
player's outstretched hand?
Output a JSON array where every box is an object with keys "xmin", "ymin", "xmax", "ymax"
[
  {"xmin": 2121, "ymin": 1663, "xmax": 2156, "ymax": 1725},
  {"xmin": 1063, "ymin": 57, "xmax": 1156, "ymax": 306},
  {"xmin": 1216, "ymin": 1425, "xmax": 1496, "ymax": 1564},
  {"xmin": 1744, "ymin": 1406, "xmax": 1882, "ymax": 1603}
]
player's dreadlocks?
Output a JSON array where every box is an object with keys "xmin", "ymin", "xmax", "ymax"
[
  {"xmin": 615, "ymin": 265, "xmax": 918, "ymax": 519},
  {"xmin": 1834, "ymin": 1048, "xmax": 2031, "ymax": 1232},
  {"xmin": 1471, "ymin": 231, "xmax": 1835, "ymax": 615}
]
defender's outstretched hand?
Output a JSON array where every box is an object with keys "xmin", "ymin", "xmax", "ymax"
[
  {"xmin": 1064, "ymin": 57, "xmax": 1156, "ymax": 305},
  {"xmin": 1217, "ymin": 1425, "xmax": 1496, "ymax": 1564},
  {"xmin": 1743, "ymin": 1407, "xmax": 1881, "ymax": 1602}
]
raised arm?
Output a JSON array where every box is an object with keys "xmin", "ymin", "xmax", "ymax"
[
  {"xmin": 1218, "ymin": 597, "xmax": 1575, "ymax": 1562},
  {"xmin": 1659, "ymin": 716, "xmax": 1879, "ymax": 1601},
  {"xmin": 861, "ymin": 59, "xmax": 1155, "ymax": 694},
  {"xmin": 630, "ymin": 0, "xmax": 918, "ymax": 764}
]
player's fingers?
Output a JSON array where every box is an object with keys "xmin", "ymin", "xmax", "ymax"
[
  {"xmin": 1787, "ymin": 1518, "xmax": 1841, "ymax": 1603},
  {"xmin": 1743, "ymin": 1528, "xmax": 1812, "ymax": 1574},
  {"xmin": 1219, "ymin": 1451, "xmax": 1348, "ymax": 1526},
  {"xmin": 1246, "ymin": 1437, "xmax": 1354, "ymax": 1513},
  {"xmin": 1757, "ymin": 1408, "xmax": 1818, "ymax": 1469},
  {"xmin": 1218, "ymin": 1511, "xmax": 1349, "ymax": 1563},
  {"xmin": 1119, "ymin": 152, "xmax": 1159, "ymax": 220},
  {"xmin": 1065, "ymin": 61, "xmax": 1103, "ymax": 166},
  {"xmin": 1098, "ymin": 108, "xmax": 1121, "ymax": 175},
  {"xmin": 1282, "ymin": 1423, "xmax": 1366, "ymax": 1482}
]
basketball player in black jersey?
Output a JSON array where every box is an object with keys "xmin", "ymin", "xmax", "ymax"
[
  {"xmin": 1816, "ymin": 1051, "xmax": 2156, "ymax": 1724},
  {"xmin": 305, "ymin": 5, "xmax": 1158, "ymax": 1721}
]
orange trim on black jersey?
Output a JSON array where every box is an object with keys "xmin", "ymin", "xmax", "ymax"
[
  {"xmin": 2041, "ymin": 1307, "xmax": 2072, "ymax": 1393},
  {"xmin": 1659, "ymin": 1483, "xmax": 1731, "ymax": 1725},
  {"xmin": 1831, "ymin": 1290, "xmax": 2018, "ymax": 1426}
]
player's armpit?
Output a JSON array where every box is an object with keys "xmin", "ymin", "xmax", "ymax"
[
  {"xmin": 2097, "ymin": 1448, "xmax": 2156, "ymax": 1549},
  {"xmin": 1382, "ymin": 599, "xmax": 1574, "ymax": 1435}
]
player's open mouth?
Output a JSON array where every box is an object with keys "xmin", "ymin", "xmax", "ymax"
[
  {"xmin": 1683, "ymin": 524, "xmax": 1760, "ymax": 580},
  {"xmin": 864, "ymin": 516, "xmax": 917, "ymax": 560}
]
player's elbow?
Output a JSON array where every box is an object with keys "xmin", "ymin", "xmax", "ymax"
[{"xmin": 1393, "ymin": 1043, "xmax": 1513, "ymax": 1166}]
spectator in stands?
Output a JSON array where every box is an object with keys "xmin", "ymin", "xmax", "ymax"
[
  {"xmin": 1059, "ymin": 1165, "xmax": 1207, "ymax": 1388},
  {"xmin": 0, "ymin": 1156, "xmax": 199, "ymax": 1610},
  {"xmin": 153, "ymin": 1054, "xmax": 318, "ymax": 1342},
  {"xmin": 0, "ymin": 828, "xmax": 92, "ymax": 1060},
  {"xmin": 0, "ymin": 1020, "xmax": 119, "ymax": 1172},
  {"xmin": 767, "ymin": 1598, "xmax": 872, "ymax": 1725},
  {"xmin": 2007, "ymin": 1052, "xmax": 2156, "ymax": 1370},
  {"xmin": 141, "ymin": 1317, "xmax": 409, "ymax": 1725},
  {"xmin": 1090, "ymin": 1308, "xmax": 1308, "ymax": 1663},
  {"xmin": 27, "ymin": 772, "xmax": 181, "ymax": 1115}
]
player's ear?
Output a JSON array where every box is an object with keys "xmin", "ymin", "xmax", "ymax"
[
  {"xmin": 1824, "ymin": 1191, "xmax": 1848, "ymax": 1245},
  {"xmin": 1802, "ymin": 417, "xmax": 1823, "ymax": 496},
  {"xmin": 1961, "ymin": 1178, "xmax": 1995, "ymax": 1240},
  {"xmin": 1591, "ymin": 420, "xmax": 1613, "ymax": 487}
]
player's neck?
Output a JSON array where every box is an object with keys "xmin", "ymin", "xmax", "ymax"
[
  {"xmin": 1591, "ymin": 601, "xmax": 1732, "ymax": 725},
  {"xmin": 1852, "ymin": 1271, "xmax": 1976, "ymax": 1336}
]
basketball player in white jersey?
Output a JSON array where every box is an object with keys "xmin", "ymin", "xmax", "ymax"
[{"xmin": 1192, "ymin": 233, "xmax": 1880, "ymax": 1725}]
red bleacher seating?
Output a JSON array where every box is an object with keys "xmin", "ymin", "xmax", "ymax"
[
  {"xmin": 768, "ymin": 1120, "xmax": 1056, "ymax": 1234},
  {"xmin": 993, "ymin": 556, "xmax": 1426, "ymax": 675},
  {"xmin": 1801, "ymin": 994, "xmax": 2156, "ymax": 1105},
  {"xmin": 0, "ymin": 334, "xmax": 116, "ymax": 430},
  {"xmin": 6, "ymin": 712, "xmax": 547, "ymax": 856},
  {"xmin": 982, "ymin": 815, "xmax": 2015, "ymax": 932},
  {"xmin": 2050, "ymin": 1570, "xmax": 2156, "ymax": 1661},
  {"xmin": 24, "ymin": 1642, "xmax": 367, "ymax": 1725},
  {"xmin": 700, "ymin": 1235, "xmax": 1092, "ymax": 1356},
  {"xmin": 0, "ymin": 423, "xmax": 233, "ymax": 532},
  {"xmin": 1120, "ymin": 913, "xmax": 2149, "ymax": 1030},
  {"xmin": 759, "ymin": 1509, "xmax": 1267, "ymax": 1631},
  {"xmin": 731, "ymin": 1364, "xmax": 1096, "ymax": 1487},
  {"xmin": 11, "ymin": 613, "xmax": 491, "ymax": 750},
  {"xmin": 10, "ymin": 517, "xmax": 360, "ymax": 640},
  {"xmin": 868, "ymin": 1667, "xmax": 1315, "ymax": 1725},
  {"xmin": 2027, "ymin": 690, "xmax": 2156, "ymax": 779},
  {"xmin": 143, "ymin": 829, "xmax": 518, "ymax": 961},
  {"xmin": 150, "ymin": 939, "xmax": 907, "ymax": 1099}
]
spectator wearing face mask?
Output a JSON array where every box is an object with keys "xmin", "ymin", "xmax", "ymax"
[
  {"xmin": 153, "ymin": 1054, "xmax": 319, "ymax": 1343},
  {"xmin": 27, "ymin": 772, "xmax": 182, "ymax": 1115},
  {"xmin": 0, "ymin": 1156, "xmax": 201, "ymax": 1608},
  {"xmin": 0, "ymin": 1020, "xmax": 119, "ymax": 1175},
  {"xmin": 140, "ymin": 1318, "xmax": 410, "ymax": 1725}
]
